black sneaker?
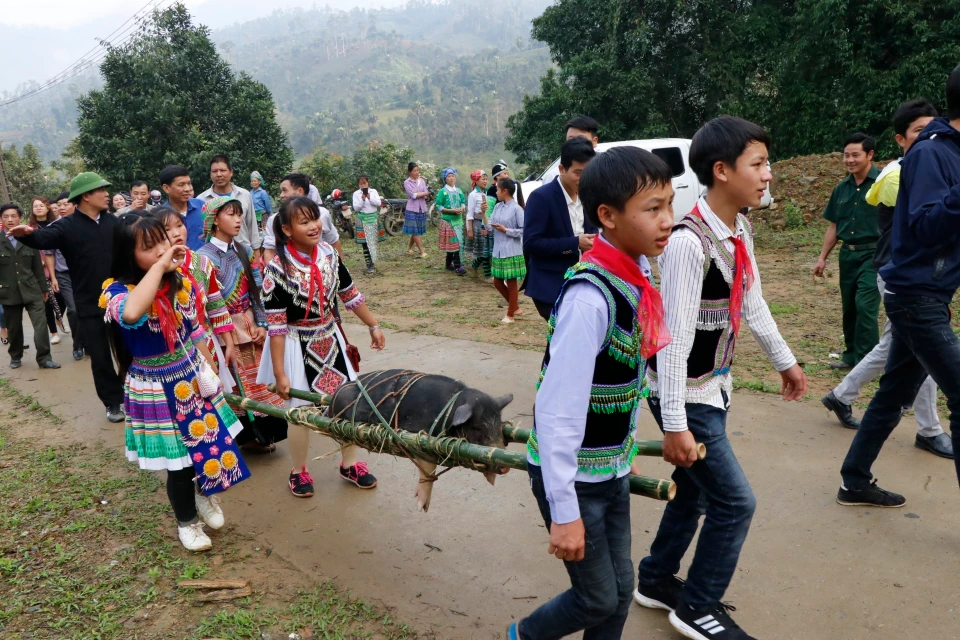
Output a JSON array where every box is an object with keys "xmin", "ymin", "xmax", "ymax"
[
  {"xmin": 72, "ymin": 347, "xmax": 85, "ymax": 361},
  {"xmin": 821, "ymin": 391, "xmax": 860, "ymax": 430},
  {"xmin": 106, "ymin": 405, "xmax": 125, "ymax": 423},
  {"xmin": 669, "ymin": 602, "xmax": 755, "ymax": 640},
  {"xmin": 634, "ymin": 575, "xmax": 685, "ymax": 611},
  {"xmin": 837, "ymin": 479, "xmax": 905, "ymax": 507},
  {"xmin": 289, "ymin": 467, "xmax": 315, "ymax": 498},
  {"xmin": 340, "ymin": 462, "xmax": 378, "ymax": 489}
]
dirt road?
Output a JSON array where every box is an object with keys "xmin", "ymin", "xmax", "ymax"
[{"xmin": 7, "ymin": 324, "xmax": 960, "ymax": 640}]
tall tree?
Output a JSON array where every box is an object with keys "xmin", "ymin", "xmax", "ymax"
[
  {"xmin": 75, "ymin": 3, "xmax": 293, "ymax": 191},
  {"xmin": 2, "ymin": 144, "xmax": 54, "ymax": 211}
]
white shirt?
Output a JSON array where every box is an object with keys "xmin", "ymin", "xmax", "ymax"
[
  {"xmin": 530, "ymin": 234, "xmax": 640, "ymax": 524},
  {"xmin": 210, "ymin": 236, "xmax": 232, "ymax": 253},
  {"xmin": 352, "ymin": 188, "xmax": 382, "ymax": 214},
  {"xmin": 467, "ymin": 189, "xmax": 487, "ymax": 222},
  {"xmin": 197, "ymin": 184, "xmax": 261, "ymax": 249},
  {"xmin": 560, "ymin": 179, "xmax": 584, "ymax": 236},
  {"xmin": 262, "ymin": 207, "xmax": 339, "ymax": 250},
  {"xmin": 648, "ymin": 197, "xmax": 796, "ymax": 432}
]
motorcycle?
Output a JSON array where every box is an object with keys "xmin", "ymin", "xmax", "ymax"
[
  {"xmin": 324, "ymin": 189, "xmax": 355, "ymax": 240},
  {"xmin": 380, "ymin": 187, "xmax": 439, "ymax": 236}
]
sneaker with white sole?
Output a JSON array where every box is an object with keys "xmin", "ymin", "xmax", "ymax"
[
  {"xmin": 195, "ymin": 493, "xmax": 224, "ymax": 530},
  {"xmin": 634, "ymin": 574, "xmax": 685, "ymax": 611},
  {"xmin": 178, "ymin": 522, "xmax": 212, "ymax": 552},
  {"xmin": 669, "ymin": 602, "xmax": 755, "ymax": 640}
]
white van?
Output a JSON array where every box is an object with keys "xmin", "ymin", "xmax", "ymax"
[{"xmin": 520, "ymin": 138, "xmax": 771, "ymax": 221}]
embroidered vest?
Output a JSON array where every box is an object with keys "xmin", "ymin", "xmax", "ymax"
[
  {"xmin": 647, "ymin": 212, "xmax": 753, "ymax": 392},
  {"xmin": 527, "ymin": 263, "xmax": 645, "ymax": 476}
]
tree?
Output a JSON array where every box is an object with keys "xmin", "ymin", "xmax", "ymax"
[
  {"xmin": 2, "ymin": 144, "xmax": 56, "ymax": 210},
  {"xmin": 299, "ymin": 141, "xmax": 418, "ymax": 199},
  {"xmin": 75, "ymin": 3, "xmax": 293, "ymax": 193}
]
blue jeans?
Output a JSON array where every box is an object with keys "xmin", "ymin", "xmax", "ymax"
[
  {"xmin": 841, "ymin": 294, "xmax": 960, "ymax": 489},
  {"xmin": 640, "ymin": 396, "xmax": 757, "ymax": 611},
  {"xmin": 519, "ymin": 464, "xmax": 633, "ymax": 640}
]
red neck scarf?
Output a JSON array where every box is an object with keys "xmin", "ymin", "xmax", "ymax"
[
  {"xmin": 581, "ymin": 238, "xmax": 670, "ymax": 359},
  {"xmin": 286, "ymin": 242, "xmax": 324, "ymax": 320},
  {"xmin": 692, "ymin": 205, "xmax": 754, "ymax": 336},
  {"xmin": 154, "ymin": 281, "xmax": 181, "ymax": 352}
]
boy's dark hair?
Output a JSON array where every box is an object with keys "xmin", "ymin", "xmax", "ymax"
[
  {"xmin": 947, "ymin": 65, "xmax": 960, "ymax": 120},
  {"xmin": 281, "ymin": 173, "xmax": 311, "ymax": 195},
  {"xmin": 893, "ymin": 99, "xmax": 938, "ymax": 137},
  {"xmin": 130, "ymin": 180, "xmax": 148, "ymax": 190},
  {"xmin": 0, "ymin": 203, "xmax": 23, "ymax": 219},
  {"xmin": 689, "ymin": 116, "xmax": 771, "ymax": 188},
  {"xmin": 159, "ymin": 165, "xmax": 190, "ymax": 187},
  {"xmin": 565, "ymin": 115, "xmax": 599, "ymax": 135},
  {"xmin": 580, "ymin": 146, "xmax": 672, "ymax": 228},
  {"xmin": 843, "ymin": 132, "xmax": 875, "ymax": 154},
  {"xmin": 56, "ymin": 192, "xmax": 70, "ymax": 202},
  {"xmin": 497, "ymin": 178, "xmax": 516, "ymax": 197},
  {"xmin": 560, "ymin": 137, "xmax": 596, "ymax": 169},
  {"xmin": 210, "ymin": 154, "xmax": 232, "ymax": 170},
  {"xmin": 274, "ymin": 196, "xmax": 322, "ymax": 277}
]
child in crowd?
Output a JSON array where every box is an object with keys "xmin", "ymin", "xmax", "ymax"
[
  {"xmin": 101, "ymin": 214, "xmax": 250, "ymax": 552},
  {"xmin": 258, "ymin": 196, "xmax": 385, "ymax": 497},
  {"xmin": 489, "ymin": 179, "xmax": 525, "ymax": 323},
  {"xmin": 467, "ymin": 170, "xmax": 494, "ymax": 282},
  {"xmin": 153, "ymin": 207, "xmax": 237, "ymax": 394},
  {"xmin": 402, "ymin": 163, "xmax": 430, "ymax": 259},
  {"xmin": 510, "ymin": 147, "xmax": 675, "ymax": 640},
  {"xmin": 197, "ymin": 196, "xmax": 286, "ymax": 453},
  {"xmin": 640, "ymin": 116, "xmax": 807, "ymax": 640},
  {"xmin": 352, "ymin": 174, "xmax": 385, "ymax": 273},
  {"xmin": 436, "ymin": 167, "xmax": 467, "ymax": 275}
]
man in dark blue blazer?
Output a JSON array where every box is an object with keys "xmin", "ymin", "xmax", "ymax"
[{"xmin": 523, "ymin": 138, "xmax": 598, "ymax": 319}]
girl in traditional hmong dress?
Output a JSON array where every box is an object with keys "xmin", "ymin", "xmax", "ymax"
[
  {"xmin": 154, "ymin": 207, "xmax": 237, "ymax": 390},
  {"xmin": 257, "ymin": 196, "xmax": 386, "ymax": 498},
  {"xmin": 402, "ymin": 163, "xmax": 430, "ymax": 259},
  {"xmin": 489, "ymin": 178, "xmax": 526, "ymax": 324},
  {"xmin": 196, "ymin": 196, "xmax": 287, "ymax": 452},
  {"xmin": 102, "ymin": 214, "xmax": 249, "ymax": 552},
  {"xmin": 435, "ymin": 167, "xmax": 467, "ymax": 275},
  {"xmin": 351, "ymin": 175, "xmax": 385, "ymax": 273},
  {"xmin": 466, "ymin": 170, "xmax": 494, "ymax": 282}
]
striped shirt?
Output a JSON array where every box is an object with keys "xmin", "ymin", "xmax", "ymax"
[
  {"xmin": 649, "ymin": 197, "xmax": 796, "ymax": 432},
  {"xmin": 490, "ymin": 200, "xmax": 524, "ymax": 259}
]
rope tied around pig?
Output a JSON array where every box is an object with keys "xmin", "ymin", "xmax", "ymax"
[{"xmin": 290, "ymin": 370, "xmax": 480, "ymax": 484}]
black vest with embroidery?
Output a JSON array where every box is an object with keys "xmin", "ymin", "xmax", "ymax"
[
  {"xmin": 527, "ymin": 262, "xmax": 644, "ymax": 476},
  {"xmin": 648, "ymin": 212, "xmax": 751, "ymax": 394}
]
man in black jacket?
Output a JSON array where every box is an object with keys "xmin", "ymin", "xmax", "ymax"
[{"xmin": 8, "ymin": 172, "xmax": 125, "ymax": 423}]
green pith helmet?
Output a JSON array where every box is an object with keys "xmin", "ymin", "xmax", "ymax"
[{"xmin": 68, "ymin": 172, "xmax": 112, "ymax": 201}]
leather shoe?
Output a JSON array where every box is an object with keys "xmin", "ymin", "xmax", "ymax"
[
  {"xmin": 40, "ymin": 360, "xmax": 61, "ymax": 370},
  {"xmin": 829, "ymin": 361, "xmax": 852, "ymax": 370},
  {"xmin": 821, "ymin": 391, "xmax": 861, "ymax": 429},
  {"xmin": 72, "ymin": 347, "xmax": 84, "ymax": 361},
  {"xmin": 9, "ymin": 360, "xmax": 21, "ymax": 369},
  {"xmin": 915, "ymin": 433, "xmax": 954, "ymax": 459}
]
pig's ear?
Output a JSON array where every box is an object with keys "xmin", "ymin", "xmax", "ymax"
[
  {"xmin": 451, "ymin": 400, "xmax": 475, "ymax": 426},
  {"xmin": 494, "ymin": 394, "xmax": 514, "ymax": 410}
]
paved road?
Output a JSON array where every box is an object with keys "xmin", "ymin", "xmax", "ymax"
[{"xmin": 7, "ymin": 324, "xmax": 960, "ymax": 639}]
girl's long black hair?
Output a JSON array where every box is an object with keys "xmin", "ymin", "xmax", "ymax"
[
  {"xmin": 273, "ymin": 195, "xmax": 321, "ymax": 276},
  {"xmin": 211, "ymin": 200, "xmax": 263, "ymax": 314},
  {"xmin": 108, "ymin": 212, "xmax": 182, "ymax": 378}
]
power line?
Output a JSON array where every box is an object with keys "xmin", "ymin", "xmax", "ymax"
[{"xmin": 0, "ymin": 0, "xmax": 174, "ymax": 108}]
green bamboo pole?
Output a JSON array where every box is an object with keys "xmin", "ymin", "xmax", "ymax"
[
  {"xmin": 224, "ymin": 393, "xmax": 675, "ymax": 501},
  {"xmin": 267, "ymin": 384, "xmax": 331, "ymax": 406}
]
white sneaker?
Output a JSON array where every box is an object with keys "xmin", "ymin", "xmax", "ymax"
[
  {"xmin": 195, "ymin": 493, "xmax": 224, "ymax": 530},
  {"xmin": 178, "ymin": 522, "xmax": 212, "ymax": 551},
  {"xmin": 51, "ymin": 334, "xmax": 61, "ymax": 345}
]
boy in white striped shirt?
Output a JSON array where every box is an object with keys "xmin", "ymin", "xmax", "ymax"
[{"xmin": 638, "ymin": 116, "xmax": 807, "ymax": 640}]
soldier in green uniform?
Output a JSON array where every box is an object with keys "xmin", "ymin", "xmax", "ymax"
[
  {"xmin": 0, "ymin": 204, "xmax": 60, "ymax": 371},
  {"xmin": 813, "ymin": 133, "xmax": 881, "ymax": 370}
]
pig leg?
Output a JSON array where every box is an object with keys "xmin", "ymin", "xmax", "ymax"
[{"xmin": 414, "ymin": 462, "xmax": 438, "ymax": 512}]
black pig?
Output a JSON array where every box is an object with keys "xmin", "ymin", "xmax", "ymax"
[{"xmin": 329, "ymin": 369, "xmax": 513, "ymax": 511}]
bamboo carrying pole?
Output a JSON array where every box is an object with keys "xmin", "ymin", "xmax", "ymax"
[
  {"xmin": 226, "ymin": 393, "xmax": 676, "ymax": 501},
  {"xmin": 268, "ymin": 384, "xmax": 706, "ymax": 460}
]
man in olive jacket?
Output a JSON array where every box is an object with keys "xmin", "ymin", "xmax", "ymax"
[{"xmin": 0, "ymin": 204, "xmax": 59, "ymax": 370}]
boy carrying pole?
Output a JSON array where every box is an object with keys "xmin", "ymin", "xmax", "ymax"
[
  {"xmin": 510, "ymin": 146, "xmax": 675, "ymax": 640},
  {"xmin": 639, "ymin": 116, "xmax": 807, "ymax": 640}
]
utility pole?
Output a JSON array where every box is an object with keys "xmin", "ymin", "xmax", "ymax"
[{"xmin": 0, "ymin": 142, "xmax": 11, "ymax": 203}]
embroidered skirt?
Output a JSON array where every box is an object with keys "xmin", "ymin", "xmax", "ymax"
[
  {"xmin": 403, "ymin": 209, "xmax": 427, "ymax": 235},
  {"xmin": 124, "ymin": 351, "xmax": 249, "ymax": 496},
  {"xmin": 472, "ymin": 224, "xmax": 494, "ymax": 259},
  {"xmin": 491, "ymin": 255, "xmax": 527, "ymax": 280}
]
